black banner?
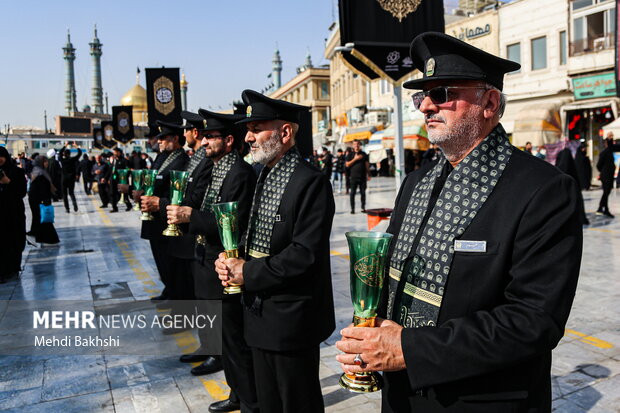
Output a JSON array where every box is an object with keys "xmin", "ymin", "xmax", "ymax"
[
  {"xmin": 112, "ymin": 105, "xmax": 134, "ymax": 144},
  {"xmin": 145, "ymin": 68, "xmax": 182, "ymax": 128},
  {"xmin": 338, "ymin": 0, "xmax": 444, "ymax": 84},
  {"xmin": 93, "ymin": 125, "xmax": 103, "ymax": 149},
  {"xmin": 100, "ymin": 121, "xmax": 115, "ymax": 149}
]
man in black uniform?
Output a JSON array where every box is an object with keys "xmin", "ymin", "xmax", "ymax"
[
  {"xmin": 140, "ymin": 122, "xmax": 189, "ymax": 301},
  {"xmin": 78, "ymin": 154, "xmax": 94, "ymax": 195},
  {"xmin": 216, "ymin": 90, "xmax": 335, "ymax": 413},
  {"xmin": 336, "ymin": 32, "xmax": 583, "ymax": 413},
  {"xmin": 93, "ymin": 155, "xmax": 110, "ymax": 208},
  {"xmin": 168, "ymin": 109, "xmax": 258, "ymax": 411},
  {"xmin": 154, "ymin": 111, "xmax": 212, "ymax": 331},
  {"xmin": 109, "ymin": 147, "xmax": 132, "ymax": 212},
  {"xmin": 345, "ymin": 139, "xmax": 370, "ymax": 214},
  {"xmin": 596, "ymin": 136, "xmax": 619, "ymax": 218}
]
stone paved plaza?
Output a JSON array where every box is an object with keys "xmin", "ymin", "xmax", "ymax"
[{"xmin": 0, "ymin": 177, "xmax": 618, "ymax": 412}]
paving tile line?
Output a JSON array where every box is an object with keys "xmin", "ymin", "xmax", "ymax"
[
  {"xmin": 564, "ymin": 329, "xmax": 614, "ymax": 350},
  {"xmin": 87, "ymin": 196, "xmax": 229, "ymax": 403}
]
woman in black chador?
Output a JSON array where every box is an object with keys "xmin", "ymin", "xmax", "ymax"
[
  {"xmin": 28, "ymin": 155, "xmax": 59, "ymax": 245},
  {"xmin": 0, "ymin": 147, "xmax": 27, "ymax": 282}
]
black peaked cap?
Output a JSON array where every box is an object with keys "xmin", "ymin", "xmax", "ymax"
[
  {"xmin": 197, "ymin": 109, "xmax": 244, "ymax": 131},
  {"xmin": 154, "ymin": 120, "xmax": 184, "ymax": 140},
  {"xmin": 403, "ymin": 32, "xmax": 520, "ymax": 91},
  {"xmin": 236, "ymin": 89, "xmax": 309, "ymax": 124},
  {"xmin": 181, "ymin": 110, "xmax": 206, "ymax": 130}
]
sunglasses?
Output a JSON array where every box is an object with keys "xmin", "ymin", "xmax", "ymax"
[
  {"xmin": 411, "ymin": 86, "xmax": 489, "ymax": 110},
  {"xmin": 201, "ymin": 133, "xmax": 225, "ymax": 140}
]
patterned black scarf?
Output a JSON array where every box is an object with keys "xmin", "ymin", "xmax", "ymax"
[
  {"xmin": 200, "ymin": 150, "xmax": 239, "ymax": 212},
  {"xmin": 158, "ymin": 148, "xmax": 184, "ymax": 173},
  {"xmin": 186, "ymin": 146, "xmax": 206, "ymax": 177},
  {"xmin": 387, "ymin": 125, "xmax": 513, "ymax": 327},
  {"xmin": 246, "ymin": 147, "xmax": 301, "ymax": 258}
]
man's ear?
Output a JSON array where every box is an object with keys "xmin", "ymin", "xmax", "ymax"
[
  {"xmin": 225, "ymin": 134, "xmax": 235, "ymax": 149},
  {"xmin": 281, "ymin": 123, "xmax": 294, "ymax": 145},
  {"xmin": 483, "ymin": 89, "xmax": 501, "ymax": 120}
]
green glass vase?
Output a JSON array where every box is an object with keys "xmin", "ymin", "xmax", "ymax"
[
  {"xmin": 163, "ymin": 170, "xmax": 190, "ymax": 236},
  {"xmin": 212, "ymin": 202, "xmax": 243, "ymax": 295},
  {"xmin": 131, "ymin": 169, "xmax": 144, "ymax": 211},
  {"xmin": 116, "ymin": 169, "xmax": 130, "ymax": 185},
  {"xmin": 339, "ymin": 231, "xmax": 393, "ymax": 394},
  {"xmin": 140, "ymin": 169, "xmax": 158, "ymax": 221}
]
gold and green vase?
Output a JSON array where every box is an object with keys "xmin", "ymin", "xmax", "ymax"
[
  {"xmin": 131, "ymin": 169, "xmax": 144, "ymax": 211},
  {"xmin": 162, "ymin": 170, "xmax": 190, "ymax": 237},
  {"xmin": 212, "ymin": 201, "xmax": 243, "ymax": 295},
  {"xmin": 339, "ymin": 231, "xmax": 393, "ymax": 393},
  {"xmin": 141, "ymin": 169, "xmax": 158, "ymax": 221}
]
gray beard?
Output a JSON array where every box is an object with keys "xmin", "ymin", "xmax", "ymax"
[
  {"xmin": 427, "ymin": 109, "xmax": 483, "ymax": 163},
  {"xmin": 251, "ymin": 130, "xmax": 283, "ymax": 165}
]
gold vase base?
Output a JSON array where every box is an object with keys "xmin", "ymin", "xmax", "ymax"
[
  {"xmin": 141, "ymin": 213, "xmax": 154, "ymax": 221},
  {"xmin": 223, "ymin": 285, "xmax": 244, "ymax": 295},
  {"xmin": 162, "ymin": 224, "xmax": 183, "ymax": 237},
  {"xmin": 339, "ymin": 372, "xmax": 383, "ymax": 393},
  {"xmin": 133, "ymin": 205, "xmax": 141, "ymax": 211},
  {"xmin": 224, "ymin": 249, "xmax": 239, "ymax": 259}
]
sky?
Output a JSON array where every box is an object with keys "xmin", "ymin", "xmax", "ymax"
[
  {"xmin": 0, "ymin": 0, "xmax": 475, "ymax": 131},
  {"xmin": 0, "ymin": 0, "xmax": 339, "ymax": 130}
]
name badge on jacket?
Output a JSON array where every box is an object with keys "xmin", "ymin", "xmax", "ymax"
[
  {"xmin": 156, "ymin": 175, "xmax": 163, "ymax": 180},
  {"xmin": 454, "ymin": 240, "xmax": 486, "ymax": 253}
]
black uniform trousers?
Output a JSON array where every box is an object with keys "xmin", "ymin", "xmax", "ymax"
[
  {"xmin": 598, "ymin": 181, "xmax": 613, "ymax": 214},
  {"xmin": 222, "ymin": 295, "xmax": 259, "ymax": 413},
  {"xmin": 110, "ymin": 181, "xmax": 132, "ymax": 210},
  {"xmin": 251, "ymin": 346, "xmax": 323, "ymax": 413},
  {"xmin": 98, "ymin": 180, "xmax": 109, "ymax": 207},
  {"xmin": 61, "ymin": 178, "xmax": 78, "ymax": 211},
  {"xmin": 349, "ymin": 177, "xmax": 366, "ymax": 211},
  {"xmin": 166, "ymin": 255, "xmax": 195, "ymax": 318},
  {"xmin": 149, "ymin": 237, "xmax": 170, "ymax": 297},
  {"xmin": 82, "ymin": 177, "xmax": 92, "ymax": 195}
]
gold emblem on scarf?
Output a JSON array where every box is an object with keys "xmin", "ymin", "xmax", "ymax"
[
  {"xmin": 153, "ymin": 76, "xmax": 175, "ymax": 116},
  {"xmin": 376, "ymin": 0, "xmax": 422, "ymax": 22},
  {"xmin": 117, "ymin": 111, "xmax": 130, "ymax": 134},
  {"xmin": 354, "ymin": 254, "xmax": 381, "ymax": 287}
]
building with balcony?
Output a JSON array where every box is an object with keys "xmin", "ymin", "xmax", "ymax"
[{"xmin": 269, "ymin": 57, "xmax": 331, "ymax": 148}]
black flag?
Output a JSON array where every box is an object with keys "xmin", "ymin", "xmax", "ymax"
[
  {"xmin": 145, "ymin": 67, "xmax": 182, "ymax": 128},
  {"xmin": 93, "ymin": 125, "xmax": 103, "ymax": 149},
  {"xmin": 100, "ymin": 121, "xmax": 115, "ymax": 149},
  {"xmin": 112, "ymin": 106, "xmax": 134, "ymax": 144},
  {"xmin": 339, "ymin": 0, "xmax": 444, "ymax": 83}
]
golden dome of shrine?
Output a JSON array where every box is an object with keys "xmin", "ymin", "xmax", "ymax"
[{"xmin": 121, "ymin": 72, "xmax": 148, "ymax": 124}]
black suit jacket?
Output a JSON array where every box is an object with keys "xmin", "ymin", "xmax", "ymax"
[
  {"xmin": 381, "ymin": 148, "xmax": 583, "ymax": 412},
  {"xmin": 188, "ymin": 156, "xmax": 256, "ymax": 299},
  {"xmin": 242, "ymin": 161, "xmax": 336, "ymax": 352},
  {"xmin": 140, "ymin": 151, "xmax": 189, "ymax": 240},
  {"xmin": 162, "ymin": 157, "xmax": 213, "ymax": 259}
]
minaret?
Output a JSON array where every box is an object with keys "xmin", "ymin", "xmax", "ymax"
[
  {"xmin": 180, "ymin": 73, "xmax": 188, "ymax": 111},
  {"xmin": 89, "ymin": 25, "xmax": 104, "ymax": 114},
  {"xmin": 62, "ymin": 29, "xmax": 77, "ymax": 115},
  {"xmin": 272, "ymin": 48, "xmax": 282, "ymax": 90}
]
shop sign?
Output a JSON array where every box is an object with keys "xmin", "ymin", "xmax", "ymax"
[{"xmin": 572, "ymin": 73, "xmax": 617, "ymax": 100}]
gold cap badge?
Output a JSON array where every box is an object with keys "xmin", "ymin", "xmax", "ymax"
[
  {"xmin": 203, "ymin": 119, "xmax": 207, "ymax": 128},
  {"xmin": 246, "ymin": 105, "xmax": 252, "ymax": 117},
  {"xmin": 425, "ymin": 58, "xmax": 435, "ymax": 77}
]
